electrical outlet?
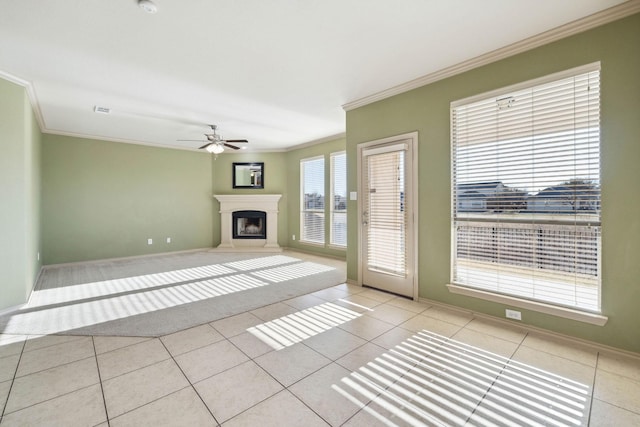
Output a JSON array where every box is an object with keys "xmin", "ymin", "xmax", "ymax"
[
  {"xmin": 166, "ymin": 237, "xmax": 171, "ymax": 243},
  {"xmin": 147, "ymin": 238, "xmax": 153, "ymax": 245},
  {"xmin": 505, "ymin": 309, "xmax": 522, "ymax": 320},
  {"xmin": 292, "ymin": 234, "xmax": 296, "ymax": 241}
]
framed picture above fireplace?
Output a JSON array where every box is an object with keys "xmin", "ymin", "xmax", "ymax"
[{"xmin": 232, "ymin": 162, "xmax": 264, "ymax": 189}]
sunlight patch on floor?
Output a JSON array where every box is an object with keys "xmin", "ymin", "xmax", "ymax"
[
  {"xmin": 3, "ymin": 274, "xmax": 269, "ymax": 335},
  {"xmin": 251, "ymin": 262, "xmax": 335, "ymax": 283},
  {"xmin": 334, "ymin": 330, "xmax": 590, "ymax": 426},
  {"xmin": 27, "ymin": 264, "xmax": 235, "ymax": 307},
  {"xmin": 247, "ymin": 302, "xmax": 362, "ymax": 350},
  {"xmin": 1, "ymin": 254, "xmax": 341, "ymax": 337},
  {"xmin": 223, "ymin": 255, "xmax": 302, "ymax": 271}
]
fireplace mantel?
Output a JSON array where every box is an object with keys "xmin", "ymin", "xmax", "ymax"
[{"xmin": 213, "ymin": 194, "xmax": 282, "ymax": 252}]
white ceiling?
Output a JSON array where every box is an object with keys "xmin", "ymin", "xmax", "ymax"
[{"xmin": 0, "ymin": 0, "xmax": 631, "ymax": 152}]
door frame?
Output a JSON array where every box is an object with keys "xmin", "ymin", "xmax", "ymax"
[{"xmin": 356, "ymin": 132, "xmax": 419, "ymax": 300}]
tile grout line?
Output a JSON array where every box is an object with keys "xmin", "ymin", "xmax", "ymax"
[
  {"xmin": 91, "ymin": 336, "xmax": 111, "ymax": 427},
  {"xmin": 93, "ymin": 336, "xmax": 154, "ymax": 357},
  {"xmin": 12, "ymin": 353, "xmax": 103, "ymax": 381},
  {"xmin": 9, "ymin": 336, "xmax": 97, "ymax": 380},
  {"xmin": 157, "ymin": 338, "xmax": 220, "ymax": 425},
  {"xmin": 586, "ymin": 351, "xmax": 601, "ymax": 426},
  {"xmin": 463, "ymin": 329, "xmax": 530, "ymax": 424},
  {"xmin": 94, "ymin": 341, "xmax": 173, "ymax": 383},
  {"xmin": 2, "ymin": 382, "xmax": 101, "ymax": 419},
  {"xmin": 20, "ymin": 334, "xmax": 86, "ymax": 354},
  {"xmin": 0, "ymin": 337, "xmax": 27, "ymax": 422},
  {"xmin": 104, "ymin": 385, "xmax": 196, "ymax": 425}
]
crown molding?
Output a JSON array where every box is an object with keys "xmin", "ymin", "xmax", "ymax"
[
  {"xmin": 343, "ymin": 0, "xmax": 640, "ymax": 111},
  {"xmin": 286, "ymin": 132, "xmax": 347, "ymax": 152},
  {"xmin": 0, "ymin": 70, "xmax": 46, "ymax": 130},
  {"xmin": 44, "ymin": 129, "xmax": 204, "ymax": 153}
]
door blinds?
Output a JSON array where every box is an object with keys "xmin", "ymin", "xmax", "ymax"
[
  {"xmin": 451, "ymin": 64, "xmax": 601, "ymax": 312},
  {"xmin": 364, "ymin": 144, "xmax": 407, "ymax": 276}
]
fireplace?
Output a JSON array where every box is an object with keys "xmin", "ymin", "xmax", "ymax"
[
  {"xmin": 233, "ymin": 210, "xmax": 266, "ymax": 239},
  {"xmin": 213, "ymin": 194, "xmax": 282, "ymax": 251}
]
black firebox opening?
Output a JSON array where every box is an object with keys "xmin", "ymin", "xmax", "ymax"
[{"xmin": 232, "ymin": 210, "xmax": 267, "ymax": 239}]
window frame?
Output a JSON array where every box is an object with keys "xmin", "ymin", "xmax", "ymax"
[{"xmin": 449, "ymin": 63, "xmax": 606, "ymax": 325}]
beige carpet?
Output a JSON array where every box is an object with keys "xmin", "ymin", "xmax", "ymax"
[{"xmin": 0, "ymin": 250, "xmax": 346, "ymax": 337}]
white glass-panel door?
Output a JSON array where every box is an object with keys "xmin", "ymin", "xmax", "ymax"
[{"xmin": 361, "ymin": 139, "xmax": 415, "ymax": 297}]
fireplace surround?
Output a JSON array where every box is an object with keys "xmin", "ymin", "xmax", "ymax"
[{"xmin": 213, "ymin": 194, "xmax": 282, "ymax": 251}]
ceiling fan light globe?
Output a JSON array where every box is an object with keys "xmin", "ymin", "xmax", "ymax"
[
  {"xmin": 138, "ymin": 0, "xmax": 157, "ymax": 14},
  {"xmin": 207, "ymin": 144, "xmax": 224, "ymax": 154}
]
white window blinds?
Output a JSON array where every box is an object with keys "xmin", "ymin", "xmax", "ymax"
[
  {"xmin": 330, "ymin": 152, "xmax": 347, "ymax": 247},
  {"xmin": 451, "ymin": 64, "xmax": 601, "ymax": 312},
  {"xmin": 301, "ymin": 156, "xmax": 325, "ymax": 244},
  {"xmin": 364, "ymin": 145, "xmax": 406, "ymax": 276}
]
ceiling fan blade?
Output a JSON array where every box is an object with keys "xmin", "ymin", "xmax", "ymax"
[
  {"xmin": 223, "ymin": 143, "xmax": 241, "ymax": 150},
  {"xmin": 198, "ymin": 142, "xmax": 214, "ymax": 149},
  {"xmin": 223, "ymin": 139, "xmax": 248, "ymax": 143}
]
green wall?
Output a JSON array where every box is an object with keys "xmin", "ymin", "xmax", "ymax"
[
  {"xmin": 0, "ymin": 78, "xmax": 41, "ymax": 310},
  {"xmin": 42, "ymin": 135, "xmax": 214, "ymax": 264},
  {"xmin": 286, "ymin": 137, "xmax": 347, "ymax": 258},
  {"xmin": 210, "ymin": 152, "xmax": 290, "ymax": 247},
  {"xmin": 39, "ymin": 136, "xmax": 346, "ymax": 264},
  {"xmin": 346, "ymin": 14, "xmax": 640, "ymax": 352}
]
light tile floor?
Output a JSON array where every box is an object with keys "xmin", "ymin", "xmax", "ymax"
[{"xmin": 1, "ymin": 283, "xmax": 639, "ymax": 426}]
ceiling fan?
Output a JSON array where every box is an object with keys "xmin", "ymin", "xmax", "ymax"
[{"xmin": 179, "ymin": 125, "xmax": 248, "ymax": 154}]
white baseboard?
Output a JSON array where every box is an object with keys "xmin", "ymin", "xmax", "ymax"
[
  {"xmin": 0, "ymin": 302, "xmax": 27, "ymax": 316},
  {"xmin": 417, "ymin": 296, "xmax": 640, "ymax": 360},
  {"xmin": 0, "ymin": 266, "xmax": 44, "ymax": 316}
]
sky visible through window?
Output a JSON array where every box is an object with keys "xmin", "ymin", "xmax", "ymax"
[
  {"xmin": 455, "ymin": 128, "xmax": 600, "ymax": 195},
  {"xmin": 303, "ymin": 157, "xmax": 325, "ymax": 195}
]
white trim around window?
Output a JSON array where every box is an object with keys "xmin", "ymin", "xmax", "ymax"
[{"xmin": 450, "ymin": 62, "xmax": 604, "ymax": 320}]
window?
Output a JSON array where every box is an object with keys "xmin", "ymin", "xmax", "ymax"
[
  {"xmin": 364, "ymin": 144, "xmax": 406, "ymax": 275},
  {"xmin": 330, "ymin": 152, "xmax": 347, "ymax": 247},
  {"xmin": 451, "ymin": 63, "xmax": 601, "ymax": 313},
  {"xmin": 301, "ymin": 156, "xmax": 325, "ymax": 244}
]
